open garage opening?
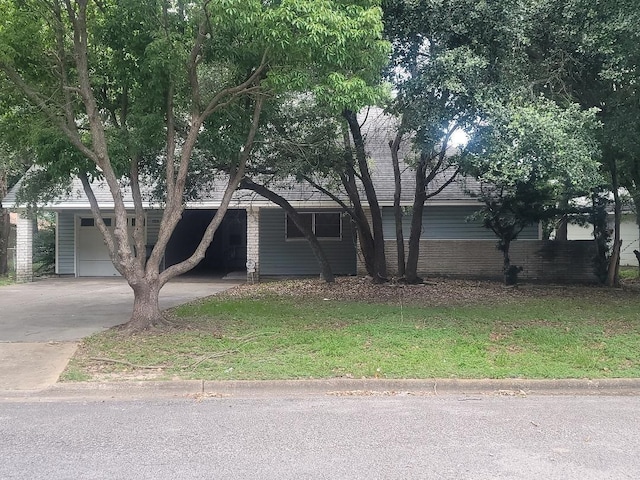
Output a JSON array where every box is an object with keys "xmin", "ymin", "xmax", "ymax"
[{"xmin": 165, "ymin": 209, "xmax": 247, "ymax": 276}]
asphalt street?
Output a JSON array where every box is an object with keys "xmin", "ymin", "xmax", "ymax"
[{"xmin": 1, "ymin": 394, "xmax": 639, "ymax": 479}]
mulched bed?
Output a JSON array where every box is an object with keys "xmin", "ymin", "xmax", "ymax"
[{"xmin": 218, "ymin": 275, "xmax": 639, "ymax": 308}]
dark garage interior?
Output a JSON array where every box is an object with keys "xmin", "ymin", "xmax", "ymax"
[{"xmin": 165, "ymin": 209, "xmax": 247, "ymax": 274}]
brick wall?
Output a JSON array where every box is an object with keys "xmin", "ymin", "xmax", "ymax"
[
  {"xmin": 16, "ymin": 216, "xmax": 33, "ymax": 282},
  {"xmin": 378, "ymin": 239, "xmax": 598, "ymax": 283},
  {"xmin": 246, "ymin": 207, "xmax": 259, "ymax": 282}
]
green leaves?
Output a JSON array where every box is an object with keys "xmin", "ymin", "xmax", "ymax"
[
  {"xmin": 1, "ymin": 0, "xmax": 388, "ymax": 205},
  {"xmin": 467, "ymin": 96, "xmax": 602, "ymax": 196}
]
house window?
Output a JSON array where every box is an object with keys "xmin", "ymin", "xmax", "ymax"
[
  {"xmin": 80, "ymin": 217, "xmax": 112, "ymax": 227},
  {"xmin": 286, "ymin": 212, "xmax": 342, "ymax": 240}
]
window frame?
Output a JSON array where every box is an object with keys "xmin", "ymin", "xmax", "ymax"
[{"xmin": 285, "ymin": 211, "xmax": 342, "ymax": 241}]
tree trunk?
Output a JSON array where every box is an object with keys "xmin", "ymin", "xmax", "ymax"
[
  {"xmin": 606, "ymin": 163, "xmax": 621, "ymax": 287},
  {"xmin": 389, "ymin": 132, "xmax": 405, "ymax": 278},
  {"xmin": 343, "ymin": 109, "xmax": 387, "ymax": 282},
  {"xmin": 240, "ymin": 178, "xmax": 334, "ymax": 283},
  {"xmin": 555, "ymin": 216, "xmax": 568, "ymax": 241},
  {"xmin": 125, "ymin": 280, "xmax": 163, "ymax": 331},
  {"xmin": 338, "ymin": 130, "xmax": 379, "ymax": 280},
  {"xmin": 502, "ymin": 239, "xmax": 512, "ymax": 285},
  {"xmin": 555, "ymin": 197, "xmax": 569, "ymax": 241},
  {"xmin": 405, "ymin": 162, "xmax": 427, "ymax": 284}
]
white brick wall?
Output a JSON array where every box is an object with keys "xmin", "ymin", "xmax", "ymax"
[
  {"xmin": 16, "ymin": 216, "xmax": 33, "ymax": 283},
  {"xmin": 246, "ymin": 207, "xmax": 260, "ymax": 282}
]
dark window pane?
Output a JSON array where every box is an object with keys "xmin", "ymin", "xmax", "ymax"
[
  {"xmin": 103, "ymin": 218, "xmax": 112, "ymax": 227},
  {"xmin": 315, "ymin": 212, "xmax": 341, "ymax": 238},
  {"xmin": 80, "ymin": 218, "xmax": 94, "ymax": 227},
  {"xmin": 286, "ymin": 213, "xmax": 312, "ymax": 239}
]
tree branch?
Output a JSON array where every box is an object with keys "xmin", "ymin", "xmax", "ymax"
[
  {"xmin": 78, "ymin": 172, "xmax": 123, "ymax": 274},
  {"xmin": 0, "ymin": 65, "xmax": 98, "ymax": 164},
  {"xmin": 130, "ymin": 157, "xmax": 147, "ymax": 271},
  {"xmin": 158, "ymin": 96, "xmax": 265, "ymax": 284},
  {"xmin": 301, "ymin": 175, "xmax": 356, "ymax": 218}
]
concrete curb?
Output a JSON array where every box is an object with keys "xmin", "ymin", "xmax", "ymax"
[{"xmin": 2, "ymin": 378, "xmax": 639, "ymax": 401}]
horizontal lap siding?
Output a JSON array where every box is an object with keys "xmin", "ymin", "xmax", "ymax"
[
  {"xmin": 146, "ymin": 210, "xmax": 163, "ymax": 245},
  {"xmin": 382, "ymin": 206, "xmax": 539, "ymax": 240},
  {"xmin": 56, "ymin": 211, "xmax": 75, "ymax": 275},
  {"xmin": 259, "ymin": 208, "xmax": 356, "ymax": 276},
  {"xmin": 383, "ymin": 239, "xmax": 597, "ymax": 283}
]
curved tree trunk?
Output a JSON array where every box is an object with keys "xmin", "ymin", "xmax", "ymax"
[
  {"xmin": 343, "ymin": 109, "xmax": 387, "ymax": 282},
  {"xmin": 240, "ymin": 178, "xmax": 335, "ymax": 283}
]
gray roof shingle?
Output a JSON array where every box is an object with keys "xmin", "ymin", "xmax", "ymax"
[{"xmin": 4, "ymin": 109, "xmax": 478, "ymax": 210}]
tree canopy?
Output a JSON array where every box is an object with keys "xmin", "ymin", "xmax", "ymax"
[{"xmin": 0, "ymin": 0, "xmax": 389, "ymax": 329}]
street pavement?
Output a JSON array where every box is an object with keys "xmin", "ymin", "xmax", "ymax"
[
  {"xmin": 0, "ymin": 276, "xmax": 239, "ymax": 390},
  {"xmin": 1, "ymin": 277, "xmax": 639, "ymax": 479},
  {"xmin": 1, "ymin": 394, "xmax": 639, "ymax": 479}
]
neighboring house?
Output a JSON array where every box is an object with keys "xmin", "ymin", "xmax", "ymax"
[
  {"xmin": 567, "ymin": 213, "xmax": 640, "ymax": 266},
  {"xmin": 3, "ymin": 111, "xmax": 597, "ymax": 283}
]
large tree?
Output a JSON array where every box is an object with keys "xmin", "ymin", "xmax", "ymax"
[
  {"xmin": 463, "ymin": 98, "xmax": 601, "ymax": 284},
  {"xmin": 0, "ymin": 0, "xmax": 388, "ymax": 330},
  {"xmin": 518, "ymin": 0, "xmax": 640, "ymax": 285},
  {"xmin": 382, "ymin": 0, "xmax": 611, "ymax": 284},
  {"xmin": 380, "ymin": 0, "xmax": 525, "ymax": 283}
]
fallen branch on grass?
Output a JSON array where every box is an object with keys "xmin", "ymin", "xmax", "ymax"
[
  {"xmin": 188, "ymin": 350, "xmax": 239, "ymax": 369},
  {"xmin": 89, "ymin": 357, "xmax": 163, "ymax": 370}
]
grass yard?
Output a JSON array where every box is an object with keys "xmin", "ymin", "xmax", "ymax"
[
  {"xmin": 62, "ymin": 278, "xmax": 640, "ymax": 382},
  {"xmin": 0, "ymin": 276, "xmax": 15, "ymax": 286}
]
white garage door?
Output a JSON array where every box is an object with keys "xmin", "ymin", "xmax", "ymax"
[{"xmin": 77, "ymin": 217, "xmax": 138, "ymax": 277}]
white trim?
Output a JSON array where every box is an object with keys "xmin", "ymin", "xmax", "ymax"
[
  {"xmin": 72, "ymin": 213, "xmax": 77, "ymax": 276},
  {"xmin": 73, "ymin": 214, "xmax": 78, "ymax": 277},
  {"xmin": 54, "ymin": 212, "xmax": 60, "ymax": 275}
]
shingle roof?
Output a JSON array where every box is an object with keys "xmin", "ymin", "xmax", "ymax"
[
  {"xmin": 362, "ymin": 108, "xmax": 477, "ymax": 205},
  {"xmin": 4, "ymin": 109, "xmax": 479, "ymax": 210}
]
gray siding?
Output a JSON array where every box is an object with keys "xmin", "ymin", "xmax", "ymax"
[
  {"xmin": 146, "ymin": 210, "xmax": 163, "ymax": 245},
  {"xmin": 382, "ymin": 206, "xmax": 539, "ymax": 240},
  {"xmin": 56, "ymin": 211, "xmax": 75, "ymax": 274},
  {"xmin": 259, "ymin": 208, "xmax": 356, "ymax": 276}
]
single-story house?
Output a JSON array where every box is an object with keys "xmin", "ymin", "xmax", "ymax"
[{"xmin": 3, "ymin": 110, "xmax": 598, "ymax": 283}]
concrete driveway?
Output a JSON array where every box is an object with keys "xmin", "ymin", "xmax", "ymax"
[
  {"xmin": 0, "ymin": 276, "xmax": 240, "ymax": 391},
  {"xmin": 0, "ymin": 276, "xmax": 239, "ymax": 342}
]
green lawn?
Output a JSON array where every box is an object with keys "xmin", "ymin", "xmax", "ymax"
[
  {"xmin": 620, "ymin": 266, "xmax": 640, "ymax": 280},
  {"xmin": 63, "ymin": 287, "xmax": 640, "ymax": 382},
  {"xmin": 0, "ymin": 276, "xmax": 15, "ymax": 286}
]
